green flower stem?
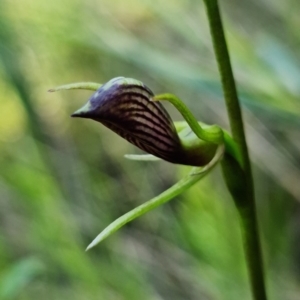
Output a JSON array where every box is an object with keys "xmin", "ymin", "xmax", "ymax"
[
  {"xmin": 203, "ymin": 0, "xmax": 267, "ymax": 299},
  {"xmin": 154, "ymin": 93, "xmax": 223, "ymax": 144}
]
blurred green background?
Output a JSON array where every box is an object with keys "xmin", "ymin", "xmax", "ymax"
[{"xmin": 0, "ymin": 0, "xmax": 300, "ymax": 299}]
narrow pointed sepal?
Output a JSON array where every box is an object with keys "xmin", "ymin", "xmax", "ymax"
[
  {"xmin": 124, "ymin": 154, "xmax": 161, "ymax": 161},
  {"xmin": 48, "ymin": 82, "xmax": 102, "ymax": 92}
]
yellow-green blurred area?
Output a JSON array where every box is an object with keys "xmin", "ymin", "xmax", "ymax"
[{"xmin": 0, "ymin": 0, "xmax": 299, "ymax": 299}]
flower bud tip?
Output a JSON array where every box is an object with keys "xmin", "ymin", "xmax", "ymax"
[{"xmin": 71, "ymin": 102, "xmax": 92, "ymax": 118}]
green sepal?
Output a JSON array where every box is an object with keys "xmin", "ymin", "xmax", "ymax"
[
  {"xmin": 153, "ymin": 93, "xmax": 224, "ymax": 144},
  {"xmin": 124, "ymin": 154, "xmax": 161, "ymax": 161},
  {"xmin": 48, "ymin": 82, "xmax": 102, "ymax": 92}
]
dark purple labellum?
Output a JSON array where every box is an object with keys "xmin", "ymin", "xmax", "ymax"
[{"xmin": 72, "ymin": 77, "xmax": 185, "ymax": 164}]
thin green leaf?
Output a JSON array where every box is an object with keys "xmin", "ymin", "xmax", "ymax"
[{"xmin": 87, "ymin": 144, "xmax": 224, "ymax": 250}]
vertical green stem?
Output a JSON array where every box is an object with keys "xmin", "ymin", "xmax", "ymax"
[{"xmin": 202, "ymin": 0, "xmax": 267, "ymax": 299}]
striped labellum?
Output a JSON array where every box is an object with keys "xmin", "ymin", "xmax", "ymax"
[{"xmin": 72, "ymin": 77, "xmax": 184, "ymax": 164}]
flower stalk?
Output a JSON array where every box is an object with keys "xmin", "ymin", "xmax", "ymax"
[{"xmin": 203, "ymin": 0, "xmax": 267, "ymax": 299}]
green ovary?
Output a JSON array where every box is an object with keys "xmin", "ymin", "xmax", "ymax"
[{"xmin": 178, "ymin": 126, "xmax": 219, "ymax": 166}]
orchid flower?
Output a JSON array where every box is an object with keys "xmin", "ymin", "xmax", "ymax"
[{"xmin": 50, "ymin": 77, "xmax": 239, "ymax": 250}]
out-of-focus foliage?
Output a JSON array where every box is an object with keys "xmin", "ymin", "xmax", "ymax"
[{"xmin": 0, "ymin": 0, "xmax": 299, "ymax": 299}]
